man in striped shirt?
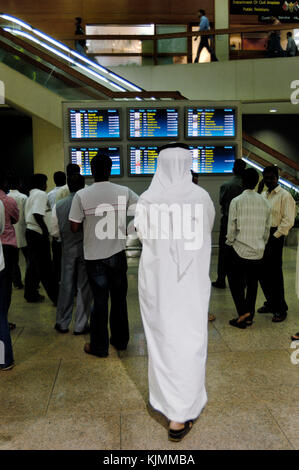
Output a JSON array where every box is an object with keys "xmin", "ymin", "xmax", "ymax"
[
  {"xmin": 257, "ymin": 166, "xmax": 296, "ymax": 323},
  {"xmin": 226, "ymin": 168, "xmax": 271, "ymax": 328}
]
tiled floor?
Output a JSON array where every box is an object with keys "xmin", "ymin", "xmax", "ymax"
[{"xmin": 0, "ymin": 247, "xmax": 298, "ymax": 450}]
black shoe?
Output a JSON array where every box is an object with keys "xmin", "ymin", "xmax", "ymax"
[
  {"xmin": 73, "ymin": 327, "xmax": 90, "ymax": 336},
  {"xmin": 291, "ymin": 332, "xmax": 299, "ymax": 341},
  {"xmin": 110, "ymin": 338, "xmax": 127, "ymax": 351},
  {"xmin": 257, "ymin": 305, "xmax": 272, "ymax": 314},
  {"xmin": 272, "ymin": 313, "xmax": 287, "ymax": 323},
  {"xmin": 25, "ymin": 294, "xmax": 45, "ymax": 303},
  {"xmin": 84, "ymin": 343, "xmax": 108, "ymax": 358},
  {"xmin": 14, "ymin": 283, "xmax": 24, "ymax": 289},
  {"xmin": 9, "ymin": 322, "xmax": 16, "ymax": 330},
  {"xmin": 0, "ymin": 362, "xmax": 15, "ymax": 371},
  {"xmin": 212, "ymin": 281, "xmax": 226, "ymax": 289},
  {"xmin": 54, "ymin": 323, "xmax": 69, "ymax": 334}
]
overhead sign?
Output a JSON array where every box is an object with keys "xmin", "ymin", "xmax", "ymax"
[{"xmin": 230, "ymin": 1, "xmax": 299, "ymax": 20}]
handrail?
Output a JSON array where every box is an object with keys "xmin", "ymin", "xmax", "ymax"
[
  {"xmin": 243, "ymin": 131, "xmax": 299, "ymax": 172},
  {"xmin": 65, "ymin": 23, "xmax": 299, "ymax": 42},
  {"xmin": 0, "ymin": 26, "xmax": 186, "ymax": 100}
]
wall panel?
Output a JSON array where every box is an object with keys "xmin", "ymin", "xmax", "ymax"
[{"xmin": 0, "ymin": 0, "xmax": 214, "ymax": 39}]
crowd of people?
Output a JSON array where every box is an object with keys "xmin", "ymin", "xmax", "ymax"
[{"xmin": 0, "ymin": 147, "xmax": 298, "ymax": 441}]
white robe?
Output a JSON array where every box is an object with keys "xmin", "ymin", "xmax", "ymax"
[
  {"xmin": 296, "ymin": 231, "xmax": 299, "ymax": 299},
  {"xmin": 135, "ymin": 147, "xmax": 215, "ymax": 422}
]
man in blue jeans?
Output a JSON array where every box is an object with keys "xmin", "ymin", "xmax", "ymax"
[
  {"xmin": 0, "ymin": 200, "xmax": 14, "ymax": 371},
  {"xmin": 69, "ymin": 153, "xmax": 139, "ymax": 357}
]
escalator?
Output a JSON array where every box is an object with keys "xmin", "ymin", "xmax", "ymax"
[{"xmin": 0, "ymin": 13, "xmax": 185, "ymax": 101}]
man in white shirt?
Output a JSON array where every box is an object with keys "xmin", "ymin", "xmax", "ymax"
[
  {"xmin": 0, "ymin": 200, "xmax": 14, "ymax": 371},
  {"xmin": 258, "ymin": 166, "xmax": 296, "ymax": 322},
  {"xmin": 48, "ymin": 171, "xmax": 66, "ymax": 287},
  {"xmin": 8, "ymin": 176, "xmax": 28, "ymax": 289},
  {"xmin": 47, "ymin": 171, "xmax": 66, "ymax": 210},
  {"xmin": 226, "ymin": 168, "xmax": 271, "ymax": 329},
  {"xmin": 69, "ymin": 153, "xmax": 139, "ymax": 357},
  {"xmin": 24, "ymin": 174, "xmax": 58, "ymax": 305}
]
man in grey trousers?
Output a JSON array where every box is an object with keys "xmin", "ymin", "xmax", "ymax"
[{"xmin": 51, "ymin": 174, "xmax": 92, "ymax": 334}]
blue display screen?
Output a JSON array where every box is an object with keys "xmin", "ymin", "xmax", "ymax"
[
  {"xmin": 129, "ymin": 146, "xmax": 159, "ymax": 175},
  {"xmin": 70, "ymin": 147, "xmax": 121, "ymax": 176},
  {"xmin": 129, "ymin": 109, "xmax": 179, "ymax": 138},
  {"xmin": 69, "ymin": 109, "xmax": 120, "ymax": 139},
  {"xmin": 186, "ymin": 108, "xmax": 236, "ymax": 138},
  {"xmin": 129, "ymin": 145, "xmax": 235, "ymax": 175},
  {"xmin": 190, "ymin": 145, "xmax": 235, "ymax": 174}
]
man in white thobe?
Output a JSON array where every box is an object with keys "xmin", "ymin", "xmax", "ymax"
[{"xmin": 135, "ymin": 144, "xmax": 215, "ymax": 441}]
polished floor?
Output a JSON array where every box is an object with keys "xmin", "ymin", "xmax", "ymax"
[{"xmin": 0, "ymin": 247, "xmax": 298, "ymax": 450}]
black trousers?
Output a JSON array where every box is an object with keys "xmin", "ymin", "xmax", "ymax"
[
  {"xmin": 52, "ymin": 238, "xmax": 62, "ymax": 285},
  {"xmin": 226, "ymin": 246, "xmax": 261, "ymax": 319},
  {"xmin": 24, "ymin": 229, "xmax": 58, "ymax": 304},
  {"xmin": 86, "ymin": 250, "xmax": 129, "ymax": 355},
  {"xmin": 12, "ymin": 247, "xmax": 28, "ymax": 288},
  {"xmin": 2, "ymin": 245, "xmax": 18, "ymax": 314},
  {"xmin": 259, "ymin": 227, "xmax": 288, "ymax": 314},
  {"xmin": 216, "ymin": 215, "xmax": 228, "ymax": 284},
  {"xmin": 194, "ymin": 36, "xmax": 218, "ymax": 62}
]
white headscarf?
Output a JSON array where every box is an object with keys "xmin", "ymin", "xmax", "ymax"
[
  {"xmin": 135, "ymin": 146, "xmax": 214, "ymax": 280},
  {"xmin": 141, "ymin": 146, "xmax": 193, "ymax": 204}
]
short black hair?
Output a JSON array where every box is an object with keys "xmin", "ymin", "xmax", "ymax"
[
  {"xmin": 54, "ymin": 171, "xmax": 66, "ymax": 187},
  {"xmin": 7, "ymin": 174, "xmax": 20, "ymax": 190},
  {"xmin": 0, "ymin": 172, "xmax": 8, "ymax": 191},
  {"xmin": 66, "ymin": 163, "xmax": 81, "ymax": 177},
  {"xmin": 90, "ymin": 153, "xmax": 112, "ymax": 179},
  {"xmin": 67, "ymin": 174, "xmax": 85, "ymax": 193},
  {"xmin": 31, "ymin": 173, "xmax": 47, "ymax": 190},
  {"xmin": 263, "ymin": 165, "xmax": 279, "ymax": 179},
  {"xmin": 287, "ymin": 31, "xmax": 292, "ymax": 37},
  {"xmin": 233, "ymin": 159, "xmax": 246, "ymax": 176},
  {"xmin": 243, "ymin": 168, "xmax": 259, "ymax": 189},
  {"xmin": 198, "ymin": 9, "xmax": 206, "ymax": 15}
]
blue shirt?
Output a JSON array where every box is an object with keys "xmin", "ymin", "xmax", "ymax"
[{"xmin": 199, "ymin": 16, "xmax": 210, "ymax": 31}]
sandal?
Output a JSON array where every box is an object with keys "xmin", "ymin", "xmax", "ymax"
[
  {"xmin": 168, "ymin": 420, "xmax": 193, "ymax": 442},
  {"xmin": 229, "ymin": 318, "xmax": 247, "ymax": 329}
]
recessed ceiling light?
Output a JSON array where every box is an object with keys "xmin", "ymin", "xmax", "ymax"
[{"xmin": 269, "ymin": 109, "xmax": 277, "ymax": 113}]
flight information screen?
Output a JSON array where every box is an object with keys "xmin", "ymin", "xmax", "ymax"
[
  {"xmin": 186, "ymin": 108, "xmax": 236, "ymax": 138},
  {"xmin": 129, "ymin": 108, "xmax": 179, "ymax": 138},
  {"xmin": 70, "ymin": 147, "xmax": 121, "ymax": 176},
  {"xmin": 69, "ymin": 109, "xmax": 120, "ymax": 139},
  {"xmin": 129, "ymin": 146, "xmax": 159, "ymax": 175},
  {"xmin": 190, "ymin": 145, "xmax": 235, "ymax": 174}
]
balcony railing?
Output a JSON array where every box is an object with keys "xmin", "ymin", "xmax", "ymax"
[{"xmin": 64, "ymin": 23, "xmax": 299, "ymax": 66}]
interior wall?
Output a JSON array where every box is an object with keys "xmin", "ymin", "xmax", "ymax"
[
  {"xmin": 0, "ymin": 0, "xmax": 214, "ymax": 41},
  {"xmin": 0, "ymin": 109, "xmax": 33, "ymax": 192},
  {"xmin": 243, "ymin": 114, "xmax": 299, "ymax": 165},
  {"xmin": 32, "ymin": 116, "xmax": 64, "ymax": 191}
]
